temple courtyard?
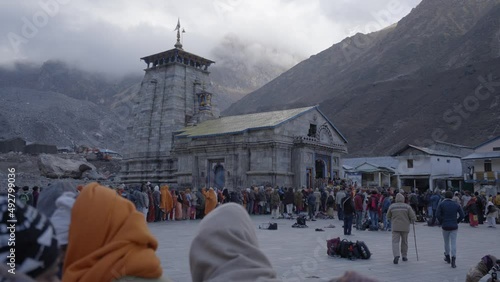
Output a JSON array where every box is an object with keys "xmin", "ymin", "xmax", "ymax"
[{"xmin": 149, "ymin": 214, "xmax": 499, "ymax": 282}]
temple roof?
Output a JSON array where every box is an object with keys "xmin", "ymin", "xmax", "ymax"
[
  {"xmin": 176, "ymin": 106, "xmax": 315, "ymax": 138},
  {"xmin": 140, "ymin": 48, "xmax": 214, "ymax": 67},
  {"xmin": 175, "ymin": 106, "xmax": 348, "ymax": 143}
]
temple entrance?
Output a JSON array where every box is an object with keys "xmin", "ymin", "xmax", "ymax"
[
  {"xmin": 208, "ymin": 160, "xmax": 225, "ymax": 189},
  {"xmin": 314, "ymin": 155, "xmax": 331, "ymax": 188},
  {"xmin": 315, "ymin": 159, "xmax": 326, "ymax": 178},
  {"xmin": 213, "ymin": 163, "xmax": 225, "ymax": 189},
  {"xmin": 306, "ymin": 168, "xmax": 313, "ymax": 189}
]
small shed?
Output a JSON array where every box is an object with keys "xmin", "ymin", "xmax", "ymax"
[
  {"xmin": 24, "ymin": 143, "xmax": 58, "ymax": 154},
  {"xmin": 0, "ymin": 137, "xmax": 26, "ymax": 153}
]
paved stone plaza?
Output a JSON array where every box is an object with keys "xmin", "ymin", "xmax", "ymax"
[{"xmin": 149, "ymin": 215, "xmax": 499, "ymax": 282}]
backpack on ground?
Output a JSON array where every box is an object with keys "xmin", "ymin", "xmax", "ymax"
[
  {"xmin": 259, "ymin": 222, "xmax": 278, "ymax": 230},
  {"xmin": 358, "ymin": 219, "xmax": 370, "ymax": 231},
  {"xmin": 297, "ymin": 215, "xmax": 306, "ymax": 225},
  {"xmin": 327, "ymin": 237, "xmax": 341, "ymax": 257},
  {"xmin": 356, "ymin": 241, "xmax": 371, "ymax": 259},
  {"xmin": 339, "ymin": 239, "xmax": 360, "ymax": 260},
  {"xmin": 292, "ymin": 215, "xmax": 308, "ymax": 228}
]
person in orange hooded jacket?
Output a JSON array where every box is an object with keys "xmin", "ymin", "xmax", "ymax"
[
  {"xmin": 204, "ymin": 187, "xmax": 218, "ymax": 215},
  {"xmin": 63, "ymin": 182, "xmax": 171, "ymax": 282},
  {"xmin": 160, "ymin": 185, "xmax": 173, "ymax": 221}
]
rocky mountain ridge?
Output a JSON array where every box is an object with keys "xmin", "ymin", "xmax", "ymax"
[
  {"xmin": 3, "ymin": 0, "xmax": 499, "ymax": 157},
  {"xmin": 0, "ymin": 35, "xmax": 295, "ymax": 150},
  {"xmin": 224, "ymin": 0, "xmax": 500, "ymax": 156}
]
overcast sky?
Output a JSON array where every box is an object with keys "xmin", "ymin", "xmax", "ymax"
[{"xmin": 0, "ymin": 0, "xmax": 422, "ymax": 76}]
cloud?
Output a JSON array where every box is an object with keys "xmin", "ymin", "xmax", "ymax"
[{"xmin": 0, "ymin": 0, "xmax": 422, "ymax": 76}]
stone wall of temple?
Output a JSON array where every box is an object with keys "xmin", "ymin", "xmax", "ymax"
[
  {"xmin": 121, "ymin": 61, "xmax": 211, "ymax": 184},
  {"xmin": 172, "ymin": 108, "xmax": 347, "ymax": 189}
]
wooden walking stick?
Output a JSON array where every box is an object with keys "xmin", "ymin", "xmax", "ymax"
[{"xmin": 413, "ymin": 222, "xmax": 419, "ymax": 261}]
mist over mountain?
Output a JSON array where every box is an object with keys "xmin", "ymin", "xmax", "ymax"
[
  {"xmin": 224, "ymin": 0, "xmax": 500, "ymax": 156},
  {"xmin": 2, "ymin": 0, "xmax": 499, "ymax": 156},
  {"xmin": 0, "ymin": 87, "xmax": 125, "ymax": 150},
  {"xmin": 0, "ymin": 34, "xmax": 294, "ymax": 150},
  {"xmin": 210, "ymin": 34, "xmax": 302, "ymax": 110}
]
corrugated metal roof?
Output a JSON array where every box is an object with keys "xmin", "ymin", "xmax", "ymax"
[
  {"xmin": 411, "ymin": 145, "xmax": 462, "ymax": 158},
  {"xmin": 392, "ymin": 144, "xmax": 461, "ymax": 158},
  {"xmin": 342, "ymin": 157, "xmax": 399, "ymax": 170},
  {"xmin": 462, "ymin": 151, "xmax": 500, "ymax": 160},
  {"xmin": 473, "ymin": 135, "xmax": 500, "ymax": 149},
  {"xmin": 176, "ymin": 106, "xmax": 316, "ymax": 138}
]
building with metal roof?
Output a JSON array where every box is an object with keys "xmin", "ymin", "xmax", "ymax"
[
  {"xmin": 462, "ymin": 136, "xmax": 500, "ymax": 191},
  {"xmin": 173, "ymin": 106, "xmax": 348, "ymax": 189},
  {"xmin": 341, "ymin": 157, "xmax": 398, "ymax": 187},
  {"xmin": 391, "ymin": 144, "xmax": 464, "ymax": 191}
]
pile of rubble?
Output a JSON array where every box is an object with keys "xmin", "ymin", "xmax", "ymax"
[{"xmin": 0, "ymin": 152, "xmax": 122, "ymax": 189}]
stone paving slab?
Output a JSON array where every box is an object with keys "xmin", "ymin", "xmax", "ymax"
[{"xmin": 149, "ymin": 215, "xmax": 499, "ymax": 282}]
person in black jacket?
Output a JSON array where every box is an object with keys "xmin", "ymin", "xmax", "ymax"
[
  {"xmin": 284, "ymin": 188, "xmax": 295, "ymax": 215},
  {"xmin": 342, "ymin": 189, "xmax": 355, "ymax": 236},
  {"xmin": 307, "ymin": 189, "xmax": 316, "ymax": 220}
]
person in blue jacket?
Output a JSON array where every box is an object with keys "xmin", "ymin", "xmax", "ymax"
[{"xmin": 436, "ymin": 191, "xmax": 465, "ymax": 269}]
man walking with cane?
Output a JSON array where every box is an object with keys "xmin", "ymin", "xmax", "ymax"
[{"xmin": 387, "ymin": 193, "xmax": 416, "ymax": 264}]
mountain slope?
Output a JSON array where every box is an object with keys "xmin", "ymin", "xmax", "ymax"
[
  {"xmin": 224, "ymin": 0, "xmax": 500, "ymax": 156},
  {"xmin": 0, "ymin": 35, "xmax": 293, "ymax": 150},
  {"xmin": 326, "ymin": 58, "xmax": 500, "ymax": 156},
  {"xmin": 0, "ymin": 87, "xmax": 125, "ymax": 149}
]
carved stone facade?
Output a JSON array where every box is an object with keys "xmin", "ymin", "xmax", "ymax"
[
  {"xmin": 121, "ymin": 46, "xmax": 216, "ymax": 184},
  {"xmin": 172, "ymin": 106, "xmax": 348, "ymax": 189}
]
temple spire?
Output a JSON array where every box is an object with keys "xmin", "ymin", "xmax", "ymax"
[{"xmin": 174, "ymin": 18, "xmax": 183, "ymax": 50}]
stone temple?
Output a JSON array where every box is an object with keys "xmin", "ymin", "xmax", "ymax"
[{"xmin": 121, "ymin": 23, "xmax": 348, "ymax": 189}]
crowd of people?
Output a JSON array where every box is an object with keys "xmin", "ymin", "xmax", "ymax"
[
  {"xmin": 11, "ymin": 182, "xmax": 500, "ymax": 230},
  {"xmin": 2, "ymin": 181, "xmax": 499, "ymax": 281},
  {"xmin": 1, "ymin": 182, "xmax": 377, "ymax": 282}
]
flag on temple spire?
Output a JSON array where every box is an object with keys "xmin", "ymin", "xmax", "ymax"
[
  {"xmin": 174, "ymin": 18, "xmax": 181, "ymax": 31},
  {"xmin": 174, "ymin": 18, "xmax": 183, "ymax": 49}
]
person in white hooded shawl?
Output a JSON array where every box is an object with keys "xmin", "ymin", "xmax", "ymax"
[
  {"xmin": 189, "ymin": 203, "xmax": 379, "ymax": 282},
  {"xmin": 485, "ymin": 200, "xmax": 498, "ymax": 228}
]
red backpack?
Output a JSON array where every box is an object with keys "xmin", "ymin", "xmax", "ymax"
[{"xmin": 327, "ymin": 237, "xmax": 341, "ymax": 256}]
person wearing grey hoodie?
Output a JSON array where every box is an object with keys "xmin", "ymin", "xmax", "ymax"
[
  {"xmin": 189, "ymin": 202, "xmax": 380, "ymax": 282},
  {"xmin": 130, "ymin": 186, "xmax": 148, "ymax": 219},
  {"xmin": 387, "ymin": 193, "xmax": 416, "ymax": 264}
]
